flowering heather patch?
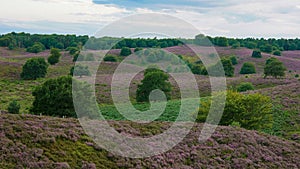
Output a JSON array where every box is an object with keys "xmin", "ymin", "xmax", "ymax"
[
  {"xmin": 282, "ymin": 50, "xmax": 300, "ymax": 60},
  {"xmin": 0, "ymin": 114, "xmax": 299, "ymax": 168}
]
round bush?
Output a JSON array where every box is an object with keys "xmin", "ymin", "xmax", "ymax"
[
  {"xmin": 240, "ymin": 62, "xmax": 256, "ymax": 74},
  {"xmin": 7, "ymin": 100, "xmax": 20, "ymax": 114},
  {"xmin": 237, "ymin": 82, "xmax": 255, "ymax": 92},
  {"xmin": 120, "ymin": 47, "xmax": 132, "ymax": 56},
  {"xmin": 21, "ymin": 58, "xmax": 48, "ymax": 80},
  {"xmin": 273, "ymin": 50, "xmax": 281, "ymax": 56}
]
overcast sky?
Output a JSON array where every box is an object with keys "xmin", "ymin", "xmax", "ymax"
[{"xmin": 0, "ymin": 0, "xmax": 299, "ymax": 38}]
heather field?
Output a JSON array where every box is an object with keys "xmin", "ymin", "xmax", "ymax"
[{"xmin": 0, "ymin": 42, "xmax": 300, "ymax": 168}]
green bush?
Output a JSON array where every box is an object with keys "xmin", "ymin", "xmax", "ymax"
[
  {"xmin": 7, "ymin": 100, "xmax": 20, "ymax": 114},
  {"xmin": 231, "ymin": 43, "xmax": 240, "ymax": 49},
  {"xmin": 229, "ymin": 55, "xmax": 238, "ymax": 65},
  {"xmin": 240, "ymin": 62, "xmax": 256, "ymax": 74},
  {"xmin": 237, "ymin": 82, "xmax": 254, "ymax": 92},
  {"xmin": 21, "ymin": 58, "xmax": 48, "ymax": 80},
  {"xmin": 31, "ymin": 76, "xmax": 96, "ymax": 118},
  {"xmin": 196, "ymin": 91, "xmax": 273, "ymax": 130},
  {"xmin": 295, "ymin": 74, "xmax": 299, "ymax": 78},
  {"xmin": 48, "ymin": 48, "xmax": 61, "ymax": 65},
  {"xmin": 134, "ymin": 47, "xmax": 143, "ymax": 52},
  {"xmin": 252, "ymin": 50, "xmax": 262, "ymax": 58},
  {"xmin": 103, "ymin": 55, "xmax": 117, "ymax": 62},
  {"xmin": 120, "ymin": 47, "xmax": 132, "ymax": 56},
  {"xmin": 67, "ymin": 47, "xmax": 79, "ymax": 55},
  {"xmin": 136, "ymin": 68, "xmax": 171, "ymax": 102},
  {"xmin": 273, "ymin": 50, "xmax": 281, "ymax": 56}
]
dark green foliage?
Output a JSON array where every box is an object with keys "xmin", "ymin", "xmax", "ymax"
[
  {"xmin": 240, "ymin": 62, "xmax": 256, "ymax": 74},
  {"xmin": 196, "ymin": 91, "xmax": 273, "ymax": 130},
  {"xmin": 134, "ymin": 47, "xmax": 143, "ymax": 52},
  {"xmin": 47, "ymin": 48, "xmax": 61, "ymax": 65},
  {"xmin": 136, "ymin": 69, "xmax": 171, "ymax": 102},
  {"xmin": 229, "ymin": 55, "xmax": 238, "ymax": 65},
  {"xmin": 221, "ymin": 58, "xmax": 234, "ymax": 77},
  {"xmin": 260, "ymin": 44, "xmax": 273, "ymax": 53},
  {"xmin": 31, "ymin": 76, "xmax": 96, "ymax": 118},
  {"xmin": 7, "ymin": 100, "xmax": 20, "ymax": 114},
  {"xmin": 252, "ymin": 50, "xmax": 262, "ymax": 58},
  {"xmin": 206, "ymin": 58, "xmax": 234, "ymax": 77},
  {"xmin": 70, "ymin": 65, "xmax": 91, "ymax": 77},
  {"xmin": 120, "ymin": 47, "xmax": 132, "ymax": 56},
  {"xmin": 231, "ymin": 42, "xmax": 240, "ymax": 49},
  {"xmin": 215, "ymin": 37, "xmax": 229, "ymax": 47},
  {"xmin": 26, "ymin": 42, "xmax": 45, "ymax": 53},
  {"xmin": 264, "ymin": 57, "xmax": 286, "ymax": 78},
  {"xmin": 0, "ymin": 32, "xmax": 88, "ymax": 49},
  {"xmin": 273, "ymin": 50, "xmax": 281, "ymax": 56},
  {"xmin": 21, "ymin": 58, "xmax": 48, "ymax": 80},
  {"xmin": 67, "ymin": 47, "xmax": 79, "ymax": 55},
  {"xmin": 103, "ymin": 55, "xmax": 117, "ymax": 62},
  {"xmin": 237, "ymin": 82, "xmax": 254, "ymax": 92},
  {"xmin": 295, "ymin": 74, "xmax": 299, "ymax": 78}
]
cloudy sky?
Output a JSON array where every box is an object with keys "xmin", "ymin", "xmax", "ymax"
[{"xmin": 0, "ymin": 0, "xmax": 299, "ymax": 38}]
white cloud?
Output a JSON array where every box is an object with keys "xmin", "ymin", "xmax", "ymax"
[{"xmin": 0, "ymin": 0, "xmax": 299, "ymax": 38}]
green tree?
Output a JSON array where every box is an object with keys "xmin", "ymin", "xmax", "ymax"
[
  {"xmin": 221, "ymin": 58, "xmax": 234, "ymax": 77},
  {"xmin": 237, "ymin": 82, "xmax": 254, "ymax": 92},
  {"xmin": 70, "ymin": 65, "xmax": 91, "ymax": 77},
  {"xmin": 252, "ymin": 50, "xmax": 262, "ymax": 58},
  {"xmin": 264, "ymin": 57, "xmax": 286, "ymax": 78},
  {"xmin": 120, "ymin": 47, "xmax": 132, "ymax": 56},
  {"xmin": 48, "ymin": 48, "xmax": 61, "ymax": 65},
  {"xmin": 31, "ymin": 76, "xmax": 96, "ymax": 118},
  {"xmin": 240, "ymin": 62, "xmax": 256, "ymax": 74},
  {"xmin": 136, "ymin": 69, "xmax": 171, "ymax": 102},
  {"xmin": 7, "ymin": 100, "xmax": 20, "ymax": 114},
  {"xmin": 21, "ymin": 58, "xmax": 48, "ymax": 80}
]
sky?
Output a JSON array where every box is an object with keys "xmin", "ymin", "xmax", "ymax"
[{"xmin": 0, "ymin": 0, "xmax": 299, "ymax": 38}]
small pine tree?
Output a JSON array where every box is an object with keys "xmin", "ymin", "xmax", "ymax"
[
  {"xmin": 7, "ymin": 100, "xmax": 20, "ymax": 114},
  {"xmin": 252, "ymin": 50, "xmax": 262, "ymax": 58}
]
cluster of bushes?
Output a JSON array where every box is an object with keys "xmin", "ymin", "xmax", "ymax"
[
  {"xmin": 26, "ymin": 42, "xmax": 45, "ymax": 53},
  {"xmin": 48, "ymin": 48, "xmax": 61, "ymax": 65},
  {"xmin": 196, "ymin": 91, "xmax": 273, "ymax": 130}
]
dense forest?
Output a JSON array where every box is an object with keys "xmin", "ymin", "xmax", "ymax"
[{"xmin": 1, "ymin": 32, "xmax": 300, "ymax": 53}]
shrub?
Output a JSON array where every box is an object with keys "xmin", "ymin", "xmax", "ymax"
[
  {"xmin": 70, "ymin": 65, "xmax": 91, "ymax": 77},
  {"xmin": 295, "ymin": 74, "xmax": 299, "ymax": 78},
  {"xmin": 26, "ymin": 42, "xmax": 45, "ymax": 53},
  {"xmin": 252, "ymin": 50, "xmax": 262, "ymax": 58},
  {"xmin": 229, "ymin": 55, "xmax": 238, "ymax": 65},
  {"xmin": 273, "ymin": 50, "xmax": 281, "ymax": 56},
  {"xmin": 67, "ymin": 47, "xmax": 79, "ymax": 55},
  {"xmin": 136, "ymin": 68, "xmax": 171, "ymax": 102},
  {"xmin": 134, "ymin": 47, "xmax": 143, "ymax": 52},
  {"xmin": 240, "ymin": 62, "xmax": 256, "ymax": 74},
  {"xmin": 31, "ymin": 76, "xmax": 96, "ymax": 118},
  {"xmin": 48, "ymin": 48, "xmax": 61, "ymax": 65},
  {"xmin": 21, "ymin": 58, "xmax": 48, "ymax": 80},
  {"xmin": 207, "ymin": 58, "xmax": 234, "ymax": 77},
  {"xmin": 103, "ymin": 55, "xmax": 117, "ymax": 62},
  {"xmin": 237, "ymin": 82, "xmax": 254, "ymax": 92},
  {"xmin": 264, "ymin": 57, "xmax": 286, "ymax": 78},
  {"xmin": 260, "ymin": 44, "xmax": 273, "ymax": 53},
  {"xmin": 196, "ymin": 91, "xmax": 273, "ymax": 130},
  {"xmin": 120, "ymin": 47, "xmax": 132, "ymax": 56},
  {"xmin": 7, "ymin": 100, "xmax": 20, "ymax": 114}
]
